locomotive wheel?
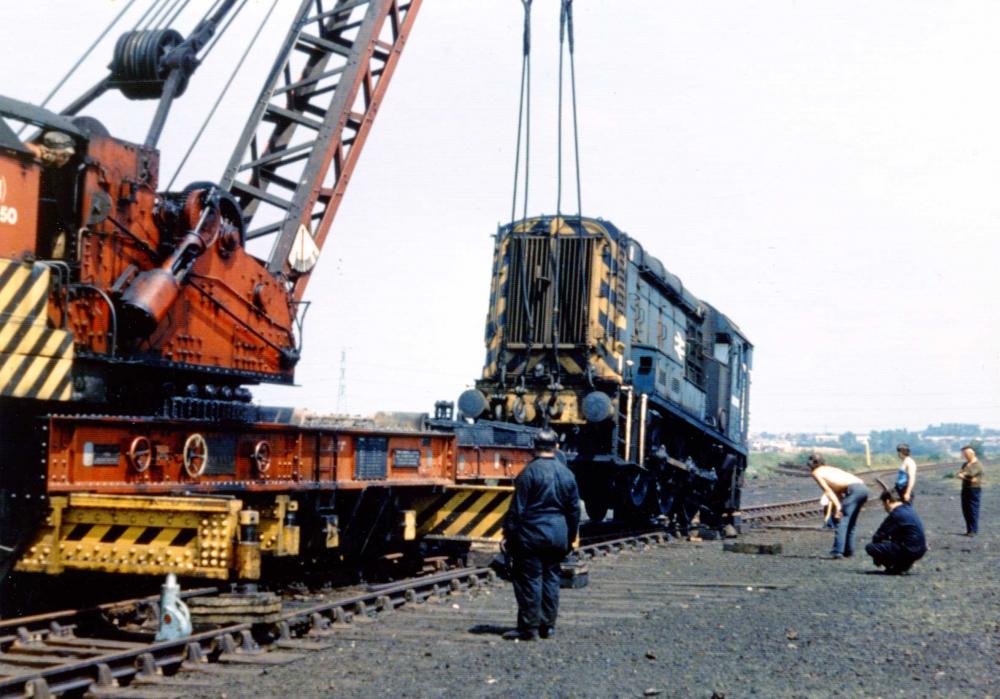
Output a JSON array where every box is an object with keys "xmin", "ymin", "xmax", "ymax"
[
  {"xmin": 183, "ymin": 433, "xmax": 209, "ymax": 478},
  {"xmin": 625, "ymin": 471, "xmax": 652, "ymax": 509},
  {"xmin": 655, "ymin": 477, "xmax": 677, "ymax": 516}
]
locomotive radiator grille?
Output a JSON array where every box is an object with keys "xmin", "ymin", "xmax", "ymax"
[{"xmin": 504, "ymin": 236, "xmax": 595, "ymax": 346}]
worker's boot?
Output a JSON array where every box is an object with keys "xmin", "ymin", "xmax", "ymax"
[{"xmin": 502, "ymin": 628, "xmax": 539, "ymax": 641}]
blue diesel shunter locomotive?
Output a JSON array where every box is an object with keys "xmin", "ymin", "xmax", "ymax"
[{"xmin": 459, "ymin": 215, "xmax": 753, "ymax": 530}]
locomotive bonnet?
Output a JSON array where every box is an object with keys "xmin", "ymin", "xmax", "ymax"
[{"xmin": 462, "ymin": 214, "xmax": 753, "ymax": 529}]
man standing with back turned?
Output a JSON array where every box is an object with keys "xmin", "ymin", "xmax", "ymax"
[{"xmin": 502, "ymin": 429, "xmax": 580, "ymax": 641}]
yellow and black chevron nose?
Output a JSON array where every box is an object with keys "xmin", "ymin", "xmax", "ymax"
[
  {"xmin": 0, "ymin": 259, "xmax": 73, "ymax": 401},
  {"xmin": 414, "ymin": 485, "xmax": 513, "ymax": 542}
]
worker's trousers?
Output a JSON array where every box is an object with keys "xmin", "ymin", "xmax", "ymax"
[
  {"xmin": 832, "ymin": 484, "xmax": 869, "ymax": 556},
  {"xmin": 511, "ymin": 545, "xmax": 564, "ymax": 632},
  {"xmin": 865, "ymin": 540, "xmax": 923, "ymax": 574},
  {"xmin": 961, "ymin": 487, "xmax": 981, "ymax": 534}
]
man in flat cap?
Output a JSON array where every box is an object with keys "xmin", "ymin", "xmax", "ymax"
[
  {"xmin": 865, "ymin": 482, "xmax": 927, "ymax": 574},
  {"xmin": 502, "ymin": 428, "xmax": 580, "ymax": 641}
]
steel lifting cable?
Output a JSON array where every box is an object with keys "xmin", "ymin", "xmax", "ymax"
[
  {"xmin": 16, "ymin": 0, "xmax": 139, "ymax": 135},
  {"xmin": 142, "ymin": 0, "xmax": 182, "ymax": 30},
  {"xmin": 555, "ymin": 0, "xmax": 583, "ymax": 220},
  {"xmin": 565, "ymin": 0, "xmax": 583, "ymax": 219},
  {"xmin": 549, "ymin": 0, "xmax": 585, "ymax": 407},
  {"xmin": 509, "ymin": 0, "xmax": 532, "ymax": 227},
  {"xmin": 549, "ymin": 0, "xmax": 580, "ymax": 394},
  {"xmin": 509, "ymin": 0, "xmax": 537, "ymax": 372},
  {"xmin": 131, "ymin": 0, "xmax": 170, "ymax": 31},
  {"xmin": 563, "ymin": 0, "xmax": 588, "ymax": 363},
  {"xmin": 166, "ymin": 0, "xmax": 273, "ymax": 191},
  {"xmin": 200, "ymin": 0, "xmax": 250, "ymax": 60},
  {"xmin": 163, "ymin": 0, "xmax": 194, "ymax": 30}
]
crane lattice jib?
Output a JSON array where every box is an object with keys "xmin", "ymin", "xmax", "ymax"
[{"xmin": 221, "ymin": 0, "xmax": 420, "ymax": 299}]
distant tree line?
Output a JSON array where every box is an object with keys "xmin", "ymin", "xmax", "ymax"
[
  {"xmin": 923, "ymin": 423, "xmax": 980, "ymax": 437},
  {"xmin": 773, "ymin": 426, "xmax": 993, "ymax": 458}
]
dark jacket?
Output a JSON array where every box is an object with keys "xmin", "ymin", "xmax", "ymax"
[
  {"xmin": 871, "ymin": 503, "xmax": 927, "ymax": 557},
  {"xmin": 503, "ymin": 455, "xmax": 580, "ymax": 553}
]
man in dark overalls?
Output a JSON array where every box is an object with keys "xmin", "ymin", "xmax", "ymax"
[
  {"xmin": 865, "ymin": 485, "xmax": 927, "ymax": 574},
  {"xmin": 502, "ymin": 429, "xmax": 580, "ymax": 641}
]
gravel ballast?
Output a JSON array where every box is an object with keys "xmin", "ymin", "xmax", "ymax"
[{"xmin": 192, "ymin": 473, "xmax": 997, "ymax": 698}]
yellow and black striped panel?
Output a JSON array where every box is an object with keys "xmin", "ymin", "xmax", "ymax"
[
  {"xmin": 0, "ymin": 259, "xmax": 50, "ymax": 327},
  {"xmin": 590, "ymin": 232, "xmax": 625, "ymax": 381},
  {"xmin": 0, "ymin": 325, "xmax": 73, "ymax": 400},
  {"xmin": 0, "ymin": 259, "xmax": 73, "ymax": 400},
  {"xmin": 415, "ymin": 485, "xmax": 513, "ymax": 542},
  {"xmin": 484, "ymin": 237, "xmax": 507, "ymax": 379},
  {"xmin": 16, "ymin": 494, "xmax": 241, "ymax": 580}
]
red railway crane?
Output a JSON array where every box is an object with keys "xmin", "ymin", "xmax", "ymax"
[{"xmin": 0, "ymin": 0, "xmax": 531, "ymax": 599}]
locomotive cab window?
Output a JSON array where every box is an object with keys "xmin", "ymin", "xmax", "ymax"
[{"xmin": 714, "ymin": 334, "xmax": 731, "ymax": 365}]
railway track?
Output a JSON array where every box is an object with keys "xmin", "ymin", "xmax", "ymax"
[
  {"xmin": 742, "ymin": 461, "xmax": 958, "ymax": 525},
  {"xmin": 771, "ymin": 459, "xmax": 957, "ymax": 480},
  {"xmin": 0, "ymin": 566, "xmax": 496, "ymax": 698},
  {"xmin": 0, "ymin": 529, "xmax": 675, "ymax": 698},
  {"xmin": 0, "ymin": 462, "xmax": 962, "ymax": 696}
]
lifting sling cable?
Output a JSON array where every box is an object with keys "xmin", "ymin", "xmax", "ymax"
[
  {"xmin": 509, "ymin": 0, "xmax": 533, "ymax": 227},
  {"xmin": 16, "ymin": 0, "xmax": 139, "ymax": 135},
  {"xmin": 509, "ymin": 0, "xmax": 537, "ymax": 378},
  {"xmin": 549, "ymin": 0, "xmax": 583, "ymax": 392},
  {"xmin": 555, "ymin": 0, "xmax": 583, "ymax": 220},
  {"xmin": 167, "ymin": 0, "xmax": 276, "ymax": 191}
]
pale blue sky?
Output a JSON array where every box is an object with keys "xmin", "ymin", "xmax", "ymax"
[{"xmin": 4, "ymin": 1, "xmax": 998, "ymax": 432}]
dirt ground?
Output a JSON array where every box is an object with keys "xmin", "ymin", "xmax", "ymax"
[{"xmin": 191, "ymin": 472, "xmax": 998, "ymax": 699}]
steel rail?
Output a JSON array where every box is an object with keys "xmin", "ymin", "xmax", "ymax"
[
  {"xmin": 0, "ymin": 568, "xmax": 493, "ymax": 698},
  {"xmin": 0, "ymin": 529, "xmax": 678, "ymax": 696},
  {"xmin": 742, "ymin": 461, "xmax": 960, "ymax": 524},
  {"xmin": 0, "ymin": 586, "xmax": 217, "ymax": 642}
]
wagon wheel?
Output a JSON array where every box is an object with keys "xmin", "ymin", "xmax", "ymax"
[
  {"xmin": 183, "ymin": 433, "xmax": 209, "ymax": 478},
  {"xmin": 252, "ymin": 440, "xmax": 272, "ymax": 476},
  {"xmin": 128, "ymin": 436, "xmax": 152, "ymax": 473}
]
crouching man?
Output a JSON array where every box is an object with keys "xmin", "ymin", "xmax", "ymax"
[
  {"xmin": 501, "ymin": 429, "xmax": 580, "ymax": 641},
  {"xmin": 865, "ymin": 485, "xmax": 927, "ymax": 574}
]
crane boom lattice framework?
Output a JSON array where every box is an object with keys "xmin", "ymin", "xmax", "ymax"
[{"xmin": 222, "ymin": 0, "xmax": 420, "ymax": 300}]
